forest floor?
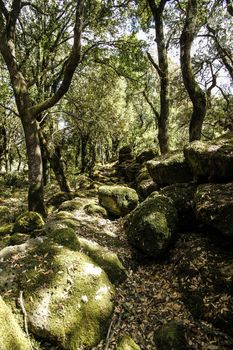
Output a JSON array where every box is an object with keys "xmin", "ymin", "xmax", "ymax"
[{"xmin": 1, "ymin": 167, "xmax": 233, "ymax": 350}]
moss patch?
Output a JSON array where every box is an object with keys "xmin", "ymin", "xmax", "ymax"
[
  {"xmin": 117, "ymin": 334, "xmax": 141, "ymax": 350},
  {"xmin": 0, "ymin": 296, "xmax": 31, "ymax": 350},
  {"xmin": 13, "ymin": 211, "xmax": 44, "ymax": 233},
  {"xmin": 47, "ymin": 227, "xmax": 80, "ymax": 251}
]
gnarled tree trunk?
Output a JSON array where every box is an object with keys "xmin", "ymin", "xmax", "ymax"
[{"xmin": 180, "ymin": 0, "xmax": 207, "ymax": 142}]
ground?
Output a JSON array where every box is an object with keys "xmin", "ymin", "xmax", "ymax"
[{"xmin": 0, "ymin": 165, "xmax": 233, "ymax": 350}]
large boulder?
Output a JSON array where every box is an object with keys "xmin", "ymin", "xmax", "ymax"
[
  {"xmin": 184, "ymin": 133, "xmax": 233, "ymax": 182},
  {"xmin": 125, "ymin": 194, "xmax": 178, "ymax": 257},
  {"xmin": 160, "ymin": 183, "xmax": 197, "ymax": 231},
  {"xmin": 119, "ymin": 145, "xmax": 134, "ymax": 163},
  {"xmin": 147, "ymin": 152, "xmax": 193, "ymax": 186},
  {"xmin": 98, "ymin": 185, "xmax": 139, "ymax": 217},
  {"xmin": 194, "ymin": 183, "xmax": 233, "ymax": 237},
  {"xmin": 0, "ymin": 239, "xmax": 115, "ymax": 350},
  {"xmin": 0, "ymin": 296, "xmax": 31, "ymax": 350},
  {"xmin": 13, "ymin": 211, "xmax": 44, "ymax": 233}
]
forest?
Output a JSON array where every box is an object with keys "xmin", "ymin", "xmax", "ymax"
[{"xmin": 0, "ymin": 0, "xmax": 233, "ymax": 350}]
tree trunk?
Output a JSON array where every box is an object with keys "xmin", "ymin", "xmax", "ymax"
[
  {"xmin": 180, "ymin": 0, "xmax": 207, "ymax": 142},
  {"xmin": 39, "ymin": 130, "xmax": 71, "ymax": 192},
  {"xmin": 81, "ymin": 135, "xmax": 89, "ymax": 173},
  {"xmin": 50, "ymin": 146, "xmax": 71, "ymax": 192},
  {"xmin": 20, "ymin": 112, "xmax": 47, "ymax": 216},
  {"xmin": 146, "ymin": 0, "xmax": 170, "ymax": 154}
]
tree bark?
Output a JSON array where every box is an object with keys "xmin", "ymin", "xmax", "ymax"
[
  {"xmin": 146, "ymin": 0, "xmax": 170, "ymax": 154},
  {"xmin": 180, "ymin": 0, "xmax": 207, "ymax": 142},
  {"xmin": 20, "ymin": 111, "xmax": 47, "ymax": 216}
]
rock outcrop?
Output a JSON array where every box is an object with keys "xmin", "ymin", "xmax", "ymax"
[{"xmin": 125, "ymin": 193, "xmax": 177, "ymax": 257}]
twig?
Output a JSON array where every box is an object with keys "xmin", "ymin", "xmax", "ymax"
[
  {"xmin": 19, "ymin": 290, "xmax": 34, "ymax": 350},
  {"xmin": 104, "ymin": 310, "xmax": 123, "ymax": 350}
]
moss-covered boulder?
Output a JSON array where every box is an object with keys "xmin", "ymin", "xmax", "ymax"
[
  {"xmin": 194, "ymin": 183, "xmax": 233, "ymax": 237},
  {"xmin": 147, "ymin": 152, "xmax": 193, "ymax": 186},
  {"xmin": 136, "ymin": 179, "xmax": 158, "ymax": 200},
  {"xmin": 184, "ymin": 133, "xmax": 233, "ymax": 182},
  {"xmin": 84, "ymin": 203, "xmax": 108, "ymax": 218},
  {"xmin": 0, "ymin": 239, "xmax": 115, "ymax": 350},
  {"xmin": 117, "ymin": 334, "xmax": 141, "ymax": 350},
  {"xmin": 98, "ymin": 185, "xmax": 139, "ymax": 218},
  {"xmin": 0, "ymin": 205, "xmax": 11, "ymax": 224},
  {"xmin": 155, "ymin": 321, "xmax": 187, "ymax": 350},
  {"xmin": 119, "ymin": 145, "xmax": 134, "ymax": 163},
  {"xmin": 47, "ymin": 227, "xmax": 81, "ymax": 250},
  {"xmin": 160, "ymin": 183, "xmax": 197, "ymax": 231},
  {"xmin": 79, "ymin": 237, "xmax": 127, "ymax": 284},
  {"xmin": 13, "ymin": 211, "xmax": 44, "ymax": 233},
  {"xmin": 0, "ymin": 296, "xmax": 31, "ymax": 350},
  {"xmin": 125, "ymin": 162, "xmax": 141, "ymax": 182},
  {"xmin": 9, "ymin": 233, "xmax": 30, "ymax": 245},
  {"xmin": 47, "ymin": 191, "xmax": 74, "ymax": 207},
  {"xmin": 125, "ymin": 194, "xmax": 178, "ymax": 257},
  {"xmin": 136, "ymin": 149, "xmax": 158, "ymax": 164},
  {"xmin": 58, "ymin": 198, "xmax": 84, "ymax": 212}
]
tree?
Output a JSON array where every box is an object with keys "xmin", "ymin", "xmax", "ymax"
[
  {"xmin": 180, "ymin": 0, "xmax": 207, "ymax": 142},
  {"xmin": 143, "ymin": 0, "xmax": 170, "ymax": 154},
  {"xmin": 0, "ymin": 0, "xmax": 84, "ymax": 215}
]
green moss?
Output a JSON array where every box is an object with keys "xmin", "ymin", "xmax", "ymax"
[
  {"xmin": 17, "ymin": 242, "xmax": 114, "ymax": 349},
  {"xmin": 98, "ymin": 185, "xmax": 139, "ymax": 217},
  {"xmin": 125, "ymin": 194, "xmax": 177, "ymax": 257},
  {"xmin": 79, "ymin": 237, "xmax": 127, "ymax": 284},
  {"xmin": 155, "ymin": 321, "xmax": 187, "ymax": 350},
  {"xmin": 0, "ymin": 223, "xmax": 13, "ymax": 235},
  {"xmin": 47, "ymin": 227, "xmax": 80, "ymax": 251},
  {"xmin": 9, "ymin": 233, "xmax": 30, "ymax": 245},
  {"xmin": 58, "ymin": 199, "xmax": 84, "ymax": 212},
  {"xmin": 117, "ymin": 334, "xmax": 141, "ymax": 350},
  {"xmin": 14, "ymin": 211, "xmax": 45, "ymax": 233},
  {"xmin": 84, "ymin": 203, "xmax": 108, "ymax": 218},
  {"xmin": 0, "ymin": 296, "xmax": 31, "ymax": 350}
]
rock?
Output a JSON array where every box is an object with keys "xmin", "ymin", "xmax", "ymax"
[
  {"xmin": 136, "ymin": 179, "xmax": 159, "ymax": 200},
  {"xmin": 79, "ymin": 237, "xmax": 127, "ymax": 284},
  {"xmin": 155, "ymin": 321, "xmax": 187, "ymax": 350},
  {"xmin": 47, "ymin": 227, "xmax": 81, "ymax": 250},
  {"xmin": 84, "ymin": 203, "xmax": 108, "ymax": 218},
  {"xmin": 160, "ymin": 183, "xmax": 197, "ymax": 231},
  {"xmin": 136, "ymin": 149, "xmax": 158, "ymax": 164},
  {"xmin": 119, "ymin": 145, "xmax": 134, "ymax": 163},
  {"xmin": 147, "ymin": 152, "xmax": 193, "ymax": 186},
  {"xmin": 194, "ymin": 183, "xmax": 233, "ymax": 237},
  {"xmin": 47, "ymin": 191, "xmax": 74, "ymax": 207},
  {"xmin": 0, "ymin": 239, "xmax": 115, "ymax": 349},
  {"xmin": 58, "ymin": 198, "xmax": 84, "ymax": 212},
  {"xmin": 13, "ymin": 211, "xmax": 44, "ymax": 233},
  {"xmin": 117, "ymin": 334, "xmax": 141, "ymax": 350},
  {"xmin": 125, "ymin": 162, "xmax": 141, "ymax": 183},
  {"xmin": 184, "ymin": 133, "xmax": 233, "ymax": 182},
  {"xmin": 9, "ymin": 233, "xmax": 30, "ymax": 245},
  {"xmin": 0, "ymin": 296, "xmax": 31, "ymax": 350},
  {"xmin": 98, "ymin": 185, "xmax": 139, "ymax": 218},
  {"xmin": 125, "ymin": 194, "xmax": 178, "ymax": 257}
]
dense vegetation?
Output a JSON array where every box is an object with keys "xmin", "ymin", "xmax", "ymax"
[{"xmin": 0, "ymin": 0, "xmax": 232, "ymax": 213}]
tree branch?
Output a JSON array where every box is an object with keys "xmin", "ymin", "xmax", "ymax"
[{"xmin": 146, "ymin": 51, "xmax": 162, "ymax": 76}]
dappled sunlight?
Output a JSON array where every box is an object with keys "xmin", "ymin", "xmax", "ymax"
[
  {"xmin": 83, "ymin": 262, "xmax": 102, "ymax": 276},
  {"xmin": 95, "ymin": 285, "xmax": 111, "ymax": 301}
]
